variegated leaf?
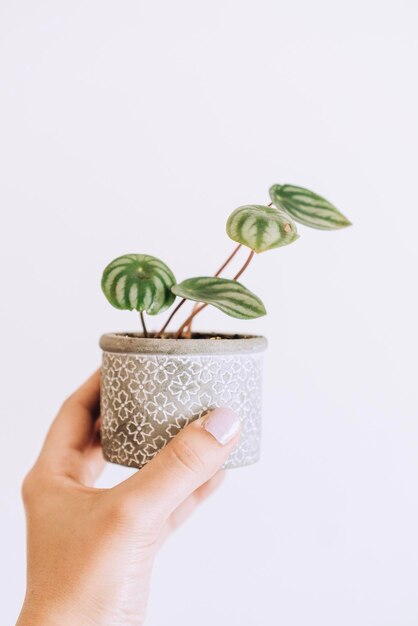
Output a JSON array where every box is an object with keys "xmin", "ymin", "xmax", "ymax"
[
  {"xmin": 172, "ymin": 277, "xmax": 266, "ymax": 319},
  {"xmin": 102, "ymin": 254, "xmax": 176, "ymax": 315},
  {"xmin": 269, "ymin": 184, "xmax": 351, "ymax": 230},
  {"xmin": 226, "ymin": 204, "xmax": 298, "ymax": 253}
]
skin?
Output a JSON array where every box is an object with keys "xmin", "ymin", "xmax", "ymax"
[{"xmin": 17, "ymin": 371, "xmax": 241, "ymax": 626}]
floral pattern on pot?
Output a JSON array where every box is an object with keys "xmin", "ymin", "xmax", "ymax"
[{"xmin": 100, "ymin": 351, "xmax": 264, "ymax": 470}]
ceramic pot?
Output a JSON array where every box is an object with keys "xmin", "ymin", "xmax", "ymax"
[{"xmin": 100, "ymin": 333, "xmax": 267, "ymax": 470}]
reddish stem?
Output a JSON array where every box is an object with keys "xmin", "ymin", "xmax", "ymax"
[
  {"xmin": 174, "ymin": 248, "xmax": 255, "ymax": 339},
  {"xmin": 214, "ymin": 243, "xmax": 242, "ymax": 277},
  {"xmin": 156, "ymin": 243, "xmax": 242, "ymax": 338},
  {"xmin": 140, "ymin": 311, "xmax": 148, "ymax": 338},
  {"xmin": 174, "ymin": 303, "xmax": 208, "ymax": 339},
  {"xmin": 155, "ymin": 298, "xmax": 186, "ymax": 338},
  {"xmin": 184, "ymin": 243, "xmax": 242, "ymax": 337},
  {"xmin": 179, "ymin": 202, "xmax": 271, "ymax": 337},
  {"xmin": 232, "ymin": 249, "xmax": 254, "ymax": 281}
]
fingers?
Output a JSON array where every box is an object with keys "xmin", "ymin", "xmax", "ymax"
[
  {"xmin": 167, "ymin": 471, "xmax": 225, "ymax": 532},
  {"xmin": 36, "ymin": 370, "xmax": 102, "ymax": 482},
  {"xmin": 42, "ymin": 370, "xmax": 100, "ymax": 454},
  {"xmin": 114, "ymin": 408, "xmax": 240, "ymax": 525},
  {"xmin": 156, "ymin": 472, "xmax": 225, "ymax": 546},
  {"xmin": 82, "ymin": 418, "xmax": 106, "ymax": 486}
]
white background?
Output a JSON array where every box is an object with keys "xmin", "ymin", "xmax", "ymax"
[{"xmin": 1, "ymin": 1, "xmax": 417, "ymax": 624}]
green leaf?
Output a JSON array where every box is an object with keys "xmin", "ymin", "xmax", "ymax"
[
  {"xmin": 172, "ymin": 277, "xmax": 267, "ymax": 320},
  {"xmin": 269, "ymin": 184, "xmax": 351, "ymax": 230},
  {"xmin": 102, "ymin": 254, "xmax": 176, "ymax": 315},
  {"xmin": 226, "ymin": 204, "xmax": 298, "ymax": 253}
]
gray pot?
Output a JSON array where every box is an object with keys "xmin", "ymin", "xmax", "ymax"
[{"xmin": 100, "ymin": 333, "xmax": 267, "ymax": 470}]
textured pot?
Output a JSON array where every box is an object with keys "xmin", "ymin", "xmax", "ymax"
[{"xmin": 100, "ymin": 333, "xmax": 267, "ymax": 470}]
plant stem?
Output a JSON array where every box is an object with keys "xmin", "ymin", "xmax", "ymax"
[
  {"xmin": 156, "ymin": 243, "xmax": 242, "ymax": 338},
  {"xmin": 140, "ymin": 311, "xmax": 148, "ymax": 338},
  {"xmin": 174, "ymin": 304, "xmax": 208, "ymax": 339},
  {"xmin": 184, "ymin": 304, "xmax": 199, "ymax": 338},
  {"xmin": 232, "ymin": 249, "xmax": 254, "ymax": 281},
  {"xmin": 155, "ymin": 298, "xmax": 186, "ymax": 338},
  {"xmin": 174, "ymin": 248, "xmax": 255, "ymax": 339},
  {"xmin": 184, "ymin": 243, "xmax": 242, "ymax": 338},
  {"xmin": 214, "ymin": 243, "xmax": 242, "ymax": 277},
  {"xmin": 178, "ymin": 203, "xmax": 271, "ymax": 338}
]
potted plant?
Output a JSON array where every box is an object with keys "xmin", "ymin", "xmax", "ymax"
[{"xmin": 100, "ymin": 183, "xmax": 351, "ymax": 470}]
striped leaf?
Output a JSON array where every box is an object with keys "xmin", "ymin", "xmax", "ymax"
[
  {"xmin": 269, "ymin": 184, "xmax": 351, "ymax": 230},
  {"xmin": 102, "ymin": 254, "xmax": 176, "ymax": 315},
  {"xmin": 226, "ymin": 204, "xmax": 298, "ymax": 253},
  {"xmin": 172, "ymin": 277, "xmax": 266, "ymax": 319}
]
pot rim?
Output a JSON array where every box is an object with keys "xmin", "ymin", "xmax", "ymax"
[{"xmin": 100, "ymin": 332, "xmax": 267, "ymax": 355}]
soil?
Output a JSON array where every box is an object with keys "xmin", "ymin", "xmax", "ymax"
[{"xmin": 122, "ymin": 332, "xmax": 255, "ymax": 340}]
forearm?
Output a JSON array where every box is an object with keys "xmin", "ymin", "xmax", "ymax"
[{"xmin": 16, "ymin": 596, "xmax": 93, "ymax": 626}]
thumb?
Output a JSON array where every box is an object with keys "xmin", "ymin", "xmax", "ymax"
[{"xmin": 115, "ymin": 408, "xmax": 241, "ymax": 523}]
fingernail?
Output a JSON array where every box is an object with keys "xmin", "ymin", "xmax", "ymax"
[{"xmin": 203, "ymin": 408, "xmax": 241, "ymax": 445}]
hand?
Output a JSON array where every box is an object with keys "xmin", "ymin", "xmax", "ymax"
[{"xmin": 17, "ymin": 371, "xmax": 241, "ymax": 626}]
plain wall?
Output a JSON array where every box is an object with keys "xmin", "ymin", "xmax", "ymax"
[{"xmin": 1, "ymin": 1, "xmax": 417, "ymax": 624}]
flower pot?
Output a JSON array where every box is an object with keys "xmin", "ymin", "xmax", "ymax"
[{"xmin": 100, "ymin": 333, "xmax": 267, "ymax": 470}]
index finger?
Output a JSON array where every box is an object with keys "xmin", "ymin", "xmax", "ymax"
[{"xmin": 40, "ymin": 370, "xmax": 101, "ymax": 464}]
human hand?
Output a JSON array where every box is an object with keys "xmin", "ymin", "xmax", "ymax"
[{"xmin": 16, "ymin": 371, "xmax": 241, "ymax": 626}]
